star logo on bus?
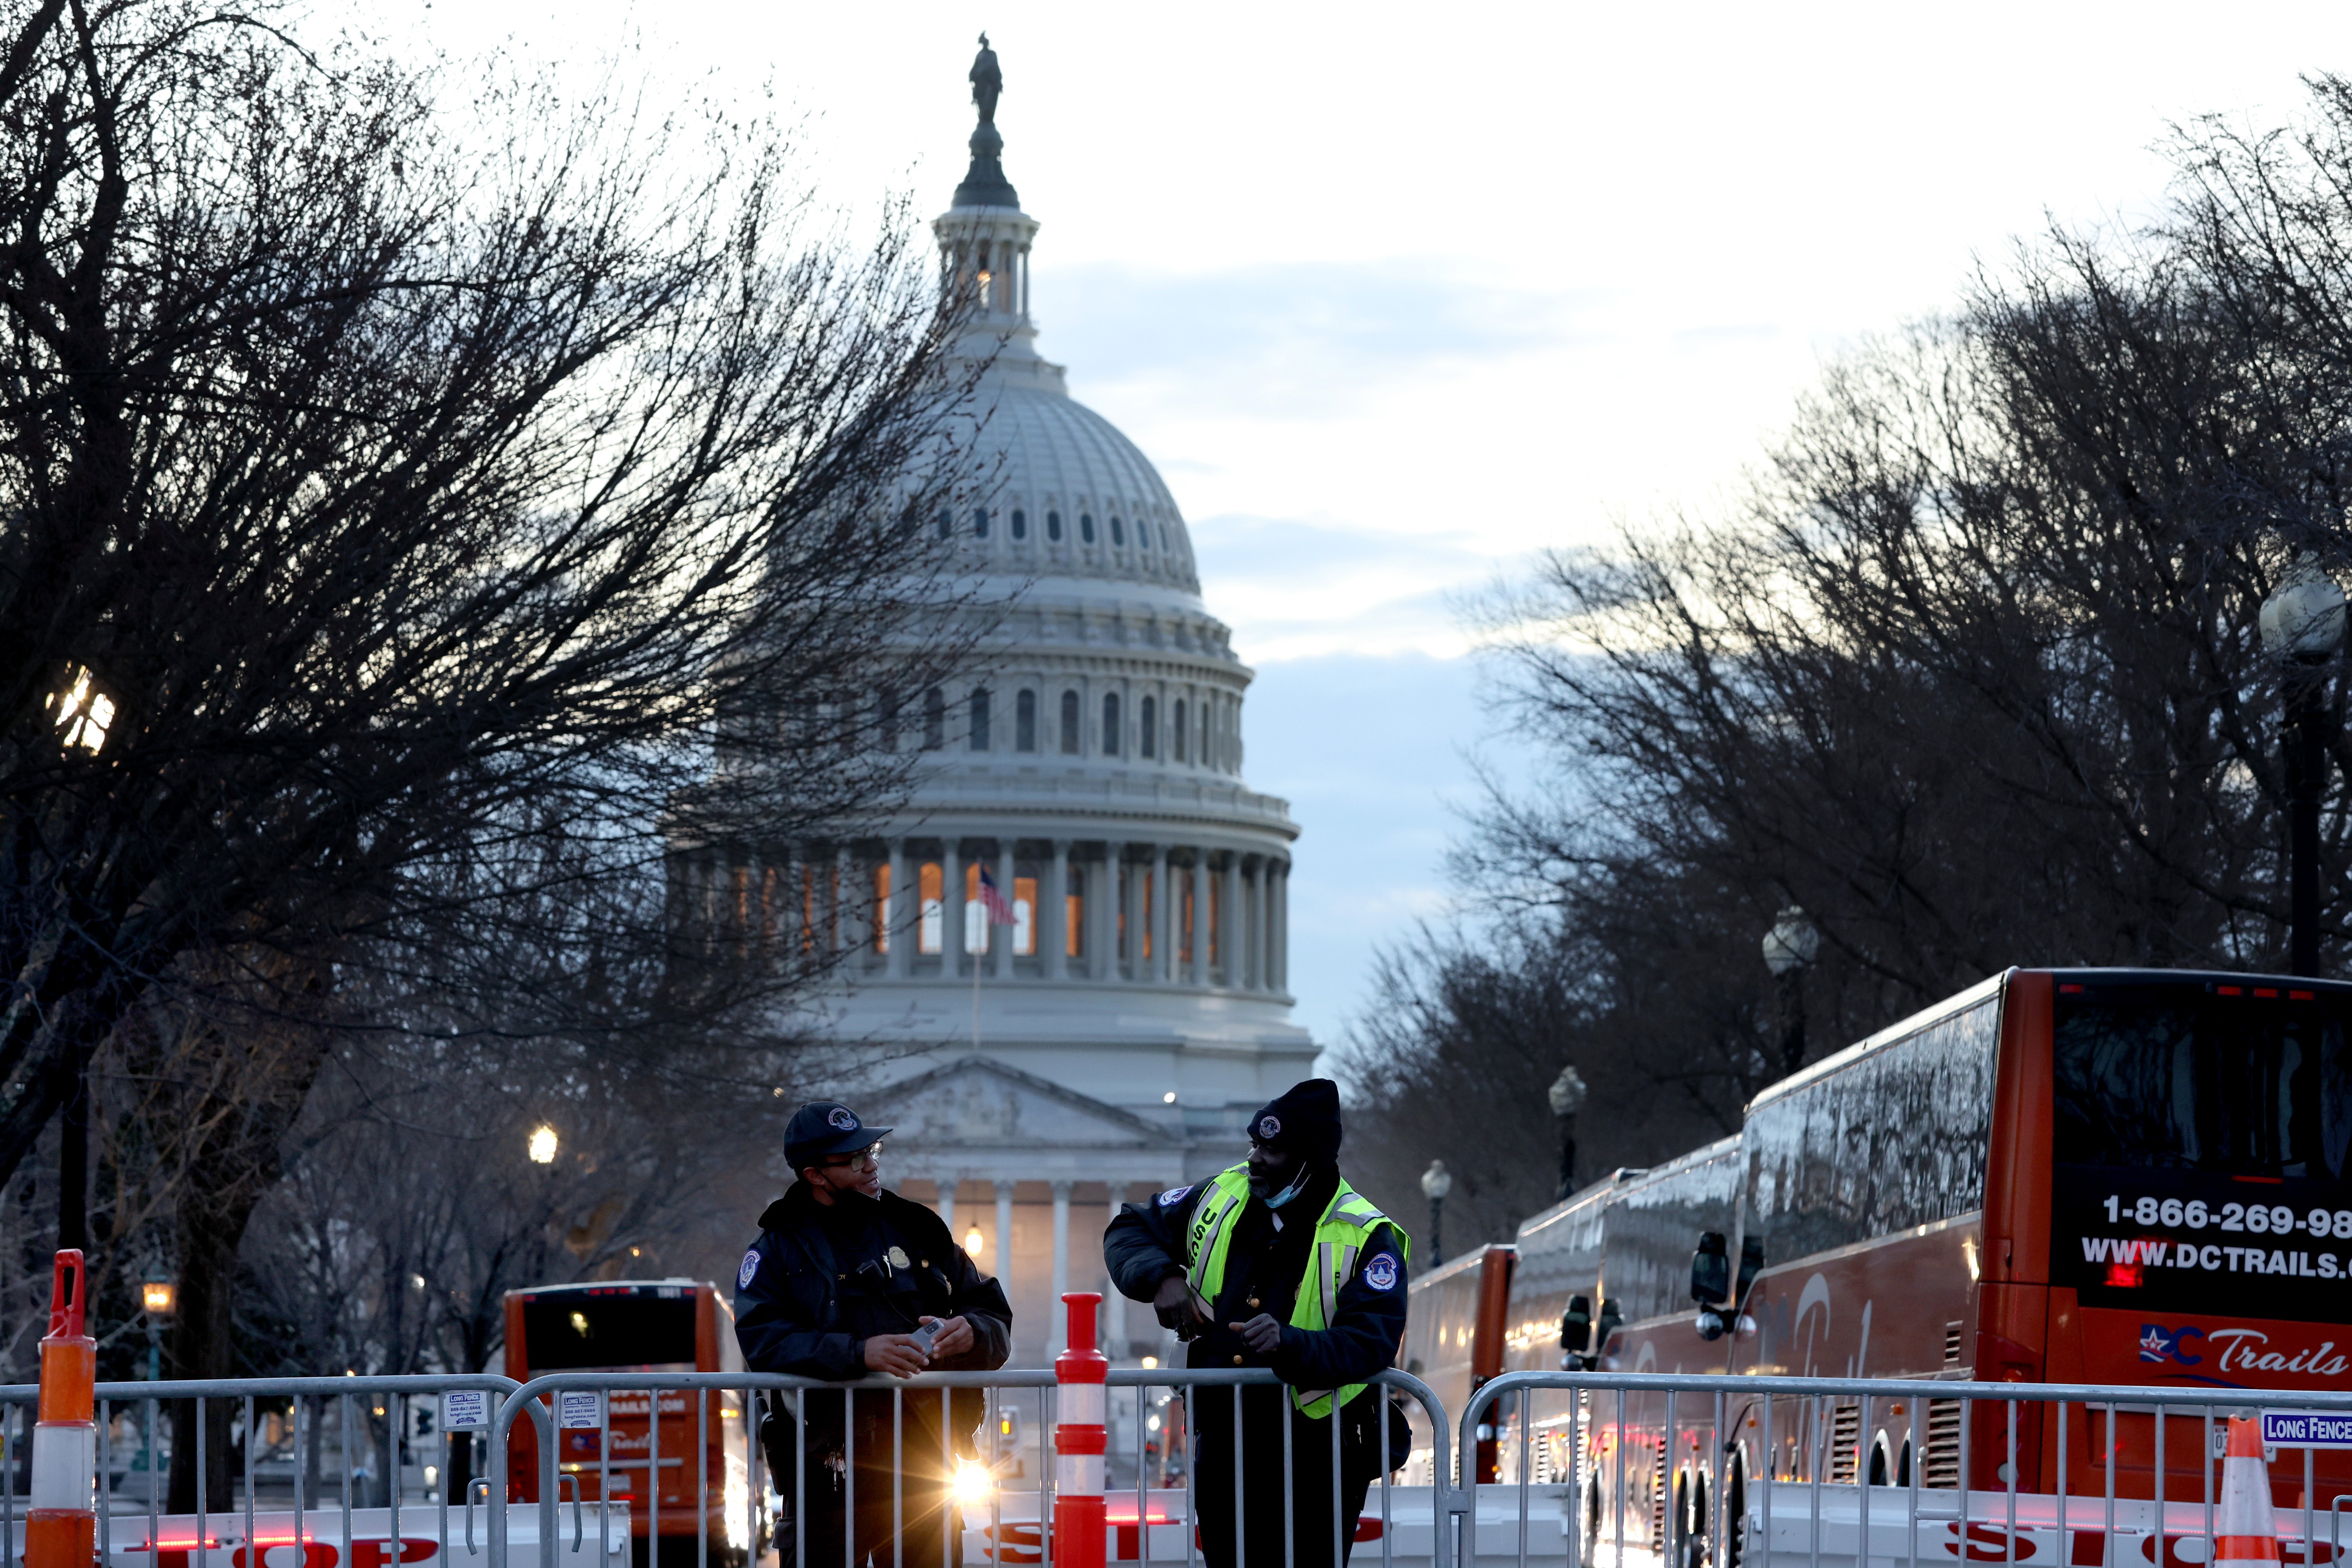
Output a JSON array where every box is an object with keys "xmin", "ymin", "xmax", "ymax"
[{"xmin": 2139, "ymin": 1324, "xmax": 2203, "ymax": 1365}]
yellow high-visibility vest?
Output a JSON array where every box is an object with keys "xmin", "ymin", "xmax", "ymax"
[{"xmin": 1182, "ymin": 1165, "xmax": 1409, "ymax": 1417}]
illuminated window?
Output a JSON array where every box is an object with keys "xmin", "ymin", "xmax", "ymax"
[
  {"xmin": 919, "ymin": 862, "xmax": 944, "ymax": 954},
  {"xmin": 1060, "ymin": 691, "xmax": 1080, "ymax": 754},
  {"xmin": 1143, "ymin": 870, "xmax": 1154, "ymax": 961},
  {"xmin": 962, "ymin": 864, "xmax": 989, "ymax": 955},
  {"xmin": 1173, "ymin": 699, "xmax": 1188, "ymax": 762},
  {"xmin": 1016, "ymin": 690, "xmax": 1037, "ymax": 753},
  {"xmin": 1102, "ymin": 693, "xmax": 1120, "ymax": 757},
  {"xmin": 872, "ymin": 863, "xmax": 892, "ymax": 954},
  {"xmin": 968, "ymin": 688, "xmax": 991, "ymax": 752},
  {"xmin": 1014, "ymin": 876, "xmax": 1037, "ymax": 955},
  {"xmin": 1065, "ymin": 867, "xmax": 1085, "ymax": 957}
]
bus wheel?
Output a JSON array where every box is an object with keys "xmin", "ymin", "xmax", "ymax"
[{"xmin": 1723, "ymin": 1450, "xmax": 1747, "ymax": 1568}]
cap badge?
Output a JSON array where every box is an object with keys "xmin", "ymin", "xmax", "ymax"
[
  {"xmin": 887, "ymin": 1245, "xmax": 911, "ymax": 1269},
  {"xmin": 828, "ymin": 1107, "xmax": 858, "ymax": 1131},
  {"xmin": 1257, "ymin": 1115, "xmax": 1280, "ymax": 1139}
]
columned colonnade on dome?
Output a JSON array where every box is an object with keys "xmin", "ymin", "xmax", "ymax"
[{"xmin": 677, "ymin": 835, "xmax": 1291, "ymax": 995}]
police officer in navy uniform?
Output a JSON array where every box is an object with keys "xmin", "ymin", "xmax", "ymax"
[
  {"xmin": 1103, "ymin": 1079, "xmax": 1409, "ymax": 1568},
  {"xmin": 735, "ymin": 1103, "xmax": 1013, "ymax": 1568}
]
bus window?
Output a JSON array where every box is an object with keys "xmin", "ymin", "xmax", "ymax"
[
  {"xmin": 2051, "ymin": 984, "xmax": 2352, "ymax": 1317},
  {"xmin": 520, "ymin": 1292, "xmax": 698, "ymax": 1372}
]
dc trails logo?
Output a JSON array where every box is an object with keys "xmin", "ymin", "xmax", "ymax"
[
  {"xmin": 2140, "ymin": 1324, "xmax": 2204, "ymax": 1365},
  {"xmin": 828, "ymin": 1107, "xmax": 858, "ymax": 1131}
]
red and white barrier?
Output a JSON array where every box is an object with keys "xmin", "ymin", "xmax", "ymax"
[
  {"xmin": 1052, "ymin": 1292, "xmax": 1107, "ymax": 1568},
  {"xmin": 28, "ymin": 1250, "xmax": 95, "ymax": 1568},
  {"xmin": 0, "ymin": 1506, "xmax": 631, "ymax": 1568}
]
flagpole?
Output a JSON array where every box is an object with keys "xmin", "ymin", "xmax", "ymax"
[{"xmin": 972, "ymin": 908, "xmax": 982, "ymax": 1051}]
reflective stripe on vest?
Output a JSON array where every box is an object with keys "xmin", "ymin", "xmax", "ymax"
[{"xmin": 1180, "ymin": 1165, "xmax": 1412, "ymax": 1417}]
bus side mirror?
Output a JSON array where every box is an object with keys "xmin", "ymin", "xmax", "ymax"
[
  {"xmin": 1737, "ymin": 1236, "xmax": 1764, "ymax": 1303},
  {"xmin": 1594, "ymin": 1298, "xmax": 1623, "ymax": 1354},
  {"xmin": 1560, "ymin": 1295, "xmax": 1592, "ymax": 1354},
  {"xmin": 1691, "ymin": 1231, "xmax": 1731, "ymax": 1306}
]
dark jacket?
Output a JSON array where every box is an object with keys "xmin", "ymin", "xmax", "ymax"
[
  {"xmin": 1102, "ymin": 1167, "xmax": 1407, "ymax": 1394},
  {"xmin": 734, "ymin": 1182, "xmax": 1012, "ymax": 1380}
]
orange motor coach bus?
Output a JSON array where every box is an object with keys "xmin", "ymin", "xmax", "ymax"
[
  {"xmin": 504, "ymin": 1279, "xmax": 751, "ymax": 1568},
  {"xmin": 1473, "ymin": 968, "xmax": 2352, "ymax": 1568}
]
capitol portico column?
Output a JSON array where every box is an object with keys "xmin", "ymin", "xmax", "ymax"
[
  {"xmin": 995, "ymin": 840, "xmax": 1016, "ymax": 979},
  {"xmin": 1275, "ymin": 859, "xmax": 1289, "ymax": 992},
  {"xmin": 885, "ymin": 840, "xmax": 909, "ymax": 979},
  {"xmin": 1049, "ymin": 1180, "xmax": 1073, "ymax": 1354},
  {"xmin": 1249, "ymin": 857, "xmax": 1269, "ymax": 991},
  {"xmin": 1150, "ymin": 844, "xmax": 1171, "ymax": 984},
  {"xmin": 1125, "ymin": 848, "xmax": 1148, "ymax": 983},
  {"xmin": 1105, "ymin": 1184, "xmax": 1134, "ymax": 1357},
  {"xmin": 837, "ymin": 845, "xmax": 857, "ymax": 954},
  {"xmin": 937, "ymin": 1176, "xmax": 956, "ymax": 1236},
  {"xmin": 942, "ymin": 838, "xmax": 963, "ymax": 979},
  {"xmin": 995, "ymin": 1178, "xmax": 1016, "ymax": 1284},
  {"xmin": 1047, "ymin": 840, "xmax": 1071, "ymax": 980},
  {"xmin": 1232, "ymin": 851, "xmax": 1251, "ymax": 987},
  {"xmin": 1190, "ymin": 853, "xmax": 1211, "ymax": 988},
  {"xmin": 1095, "ymin": 843, "xmax": 1123, "ymax": 981}
]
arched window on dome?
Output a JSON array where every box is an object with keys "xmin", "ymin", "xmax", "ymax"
[
  {"xmin": 1101, "ymin": 692, "xmax": 1120, "ymax": 756},
  {"xmin": 1059, "ymin": 690, "xmax": 1080, "ymax": 754},
  {"xmin": 923, "ymin": 687, "xmax": 946, "ymax": 751},
  {"xmin": 935, "ymin": 510, "xmax": 951, "ymax": 541},
  {"xmin": 968, "ymin": 688, "xmax": 991, "ymax": 751},
  {"xmin": 1140, "ymin": 695, "xmax": 1156, "ymax": 758},
  {"xmin": 1110, "ymin": 516, "xmax": 1125, "ymax": 547},
  {"xmin": 877, "ymin": 689, "xmax": 901, "ymax": 753},
  {"xmin": 1080, "ymin": 513, "xmax": 1096, "ymax": 544},
  {"xmin": 1160, "ymin": 522, "xmax": 1171, "ymax": 552},
  {"xmin": 1140, "ymin": 518, "xmax": 1154, "ymax": 551},
  {"xmin": 1015, "ymin": 689, "xmax": 1036, "ymax": 752},
  {"xmin": 1047, "ymin": 510, "xmax": 1063, "ymax": 542},
  {"xmin": 1011, "ymin": 509, "xmax": 1027, "ymax": 541},
  {"xmin": 973, "ymin": 507, "xmax": 990, "ymax": 539},
  {"xmin": 1172, "ymin": 698, "xmax": 1188, "ymax": 762}
]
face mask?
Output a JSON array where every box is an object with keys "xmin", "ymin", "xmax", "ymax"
[{"xmin": 1259, "ymin": 1164, "xmax": 1313, "ymax": 1209}]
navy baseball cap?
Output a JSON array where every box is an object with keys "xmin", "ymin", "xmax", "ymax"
[{"xmin": 785, "ymin": 1102, "xmax": 892, "ymax": 1173}]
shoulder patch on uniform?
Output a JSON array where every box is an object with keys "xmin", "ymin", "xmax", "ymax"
[
  {"xmin": 738, "ymin": 1248, "xmax": 761, "ymax": 1289},
  {"xmin": 1363, "ymin": 1253, "xmax": 1400, "ymax": 1292},
  {"xmin": 1158, "ymin": 1185, "xmax": 1192, "ymax": 1208}
]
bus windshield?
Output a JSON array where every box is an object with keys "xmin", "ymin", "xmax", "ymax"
[
  {"xmin": 2051, "ymin": 982, "xmax": 2352, "ymax": 1317},
  {"xmin": 521, "ymin": 1290, "xmax": 697, "ymax": 1373}
]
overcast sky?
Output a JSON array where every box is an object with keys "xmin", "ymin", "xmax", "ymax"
[{"xmin": 378, "ymin": 0, "xmax": 2352, "ymax": 1050}]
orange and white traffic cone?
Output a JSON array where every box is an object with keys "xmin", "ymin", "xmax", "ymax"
[
  {"xmin": 2214, "ymin": 1416, "xmax": 2282, "ymax": 1565},
  {"xmin": 26, "ymin": 1250, "xmax": 96, "ymax": 1568}
]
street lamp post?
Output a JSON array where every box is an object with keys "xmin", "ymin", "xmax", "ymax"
[
  {"xmin": 1761, "ymin": 905, "xmax": 1820, "ymax": 1078},
  {"xmin": 142, "ymin": 1279, "xmax": 176, "ymax": 1502},
  {"xmin": 1547, "ymin": 1065, "xmax": 1587, "ymax": 1200},
  {"xmin": 1419, "ymin": 1159, "xmax": 1453, "ymax": 1270},
  {"xmin": 2261, "ymin": 555, "xmax": 2347, "ymax": 976}
]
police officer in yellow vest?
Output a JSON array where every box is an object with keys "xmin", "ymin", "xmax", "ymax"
[{"xmin": 1104, "ymin": 1079, "xmax": 1408, "ymax": 1568}]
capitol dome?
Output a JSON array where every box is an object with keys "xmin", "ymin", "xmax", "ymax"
[{"xmin": 815, "ymin": 42, "xmax": 1312, "ymax": 1363}]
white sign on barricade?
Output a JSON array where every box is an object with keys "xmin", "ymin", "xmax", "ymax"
[
  {"xmin": 2263, "ymin": 1410, "xmax": 2352, "ymax": 1449},
  {"xmin": 1739, "ymin": 1483, "xmax": 2345, "ymax": 1568},
  {"xmin": 2, "ymin": 1505, "xmax": 632, "ymax": 1568}
]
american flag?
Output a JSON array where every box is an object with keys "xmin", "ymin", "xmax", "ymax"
[{"xmin": 978, "ymin": 866, "xmax": 1017, "ymax": 926}]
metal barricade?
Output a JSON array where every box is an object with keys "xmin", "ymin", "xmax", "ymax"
[
  {"xmin": 483, "ymin": 1367, "xmax": 1451, "ymax": 1568},
  {"xmin": 1458, "ymin": 1373, "xmax": 2352, "ymax": 1568},
  {"xmin": 0, "ymin": 1374, "xmax": 530, "ymax": 1568}
]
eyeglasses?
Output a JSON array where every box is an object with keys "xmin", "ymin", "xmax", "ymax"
[{"xmin": 822, "ymin": 1141, "xmax": 883, "ymax": 1171}]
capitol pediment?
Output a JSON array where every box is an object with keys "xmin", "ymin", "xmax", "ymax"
[{"xmin": 868, "ymin": 1055, "xmax": 1178, "ymax": 1152}]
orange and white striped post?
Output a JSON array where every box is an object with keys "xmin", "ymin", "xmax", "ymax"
[
  {"xmin": 27, "ymin": 1250, "xmax": 96, "ymax": 1568},
  {"xmin": 1052, "ymin": 1292, "xmax": 1107, "ymax": 1568},
  {"xmin": 2214, "ymin": 1415, "xmax": 2282, "ymax": 1565}
]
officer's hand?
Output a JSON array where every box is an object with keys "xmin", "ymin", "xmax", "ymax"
[
  {"xmin": 863, "ymin": 1333, "xmax": 931, "ymax": 1378},
  {"xmin": 921, "ymin": 1315, "xmax": 975, "ymax": 1359},
  {"xmin": 1227, "ymin": 1314, "xmax": 1284, "ymax": 1356},
  {"xmin": 1152, "ymin": 1275, "xmax": 1202, "ymax": 1332}
]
